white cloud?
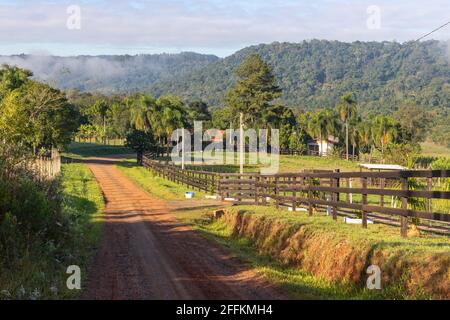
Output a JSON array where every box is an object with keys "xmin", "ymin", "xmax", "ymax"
[{"xmin": 0, "ymin": 0, "xmax": 449, "ymax": 56}]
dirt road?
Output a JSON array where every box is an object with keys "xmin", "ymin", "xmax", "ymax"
[{"xmin": 82, "ymin": 157, "xmax": 287, "ymax": 300}]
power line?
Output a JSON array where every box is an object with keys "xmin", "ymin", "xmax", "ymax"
[{"xmin": 415, "ymin": 20, "xmax": 450, "ymax": 42}]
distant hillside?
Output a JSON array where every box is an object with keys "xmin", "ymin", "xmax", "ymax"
[
  {"xmin": 150, "ymin": 40, "xmax": 450, "ymax": 114},
  {"xmin": 1, "ymin": 40, "xmax": 448, "ymax": 114},
  {"xmin": 0, "ymin": 52, "xmax": 219, "ymax": 94}
]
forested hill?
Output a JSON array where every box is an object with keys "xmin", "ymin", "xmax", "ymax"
[
  {"xmin": 1, "ymin": 40, "xmax": 448, "ymax": 114},
  {"xmin": 150, "ymin": 40, "xmax": 450, "ymax": 114},
  {"xmin": 0, "ymin": 52, "xmax": 219, "ymax": 94}
]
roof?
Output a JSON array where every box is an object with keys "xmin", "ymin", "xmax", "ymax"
[
  {"xmin": 307, "ymin": 136, "xmax": 339, "ymax": 144},
  {"xmin": 359, "ymin": 164, "xmax": 407, "ymax": 171}
]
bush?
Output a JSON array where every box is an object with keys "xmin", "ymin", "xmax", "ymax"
[
  {"xmin": 0, "ymin": 168, "xmax": 67, "ymax": 268},
  {"xmin": 431, "ymin": 157, "xmax": 450, "ymax": 170}
]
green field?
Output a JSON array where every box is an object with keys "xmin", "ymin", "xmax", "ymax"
[
  {"xmin": 420, "ymin": 141, "xmax": 450, "ymax": 158},
  {"xmin": 63, "ymin": 142, "xmax": 133, "ymax": 159}
]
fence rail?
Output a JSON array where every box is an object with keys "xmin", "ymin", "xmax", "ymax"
[{"xmin": 142, "ymin": 155, "xmax": 450, "ymax": 237}]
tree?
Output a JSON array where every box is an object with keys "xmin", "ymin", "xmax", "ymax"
[
  {"xmin": 188, "ymin": 100, "xmax": 211, "ymax": 124},
  {"xmin": 262, "ymin": 104, "xmax": 297, "ymax": 149},
  {"xmin": 372, "ymin": 116, "xmax": 399, "ymax": 159},
  {"xmin": 89, "ymin": 99, "xmax": 110, "ymax": 145},
  {"xmin": 225, "ymin": 54, "xmax": 282, "ymax": 128},
  {"xmin": 0, "ymin": 64, "xmax": 33, "ymax": 99},
  {"xmin": 128, "ymin": 94, "xmax": 156, "ymax": 133},
  {"xmin": 357, "ymin": 121, "xmax": 373, "ymax": 157},
  {"xmin": 394, "ymin": 104, "xmax": 432, "ymax": 143},
  {"xmin": 0, "ymin": 80, "xmax": 79, "ymax": 151},
  {"xmin": 337, "ymin": 92, "xmax": 358, "ymax": 160},
  {"xmin": 156, "ymin": 96, "xmax": 189, "ymax": 146},
  {"xmin": 308, "ymin": 109, "xmax": 340, "ymax": 156},
  {"xmin": 125, "ymin": 130, "xmax": 155, "ymax": 165},
  {"xmin": 211, "ymin": 107, "xmax": 233, "ymax": 130}
]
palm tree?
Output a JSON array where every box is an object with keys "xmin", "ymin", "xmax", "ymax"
[
  {"xmin": 128, "ymin": 94, "xmax": 156, "ymax": 133},
  {"xmin": 357, "ymin": 121, "xmax": 373, "ymax": 160},
  {"xmin": 90, "ymin": 99, "xmax": 110, "ymax": 145},
  {"xmin": 372, "ymin": 116, "xmax": 398, "ymax": 161},
  {"xmin": 308, "ymin": 109, "xmax": 340, "ymax": 156},
  {"xmin": 157, "ymin": 96, "xmax": 189, "ymax": 147},
  {"xmin": 338, "ymin": 93, "xmax": 358, "ymax": 160}
]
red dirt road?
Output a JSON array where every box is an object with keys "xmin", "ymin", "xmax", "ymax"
[{"xmin": 82, "ymin": 157, "xmax": 287, "ymax": 300}]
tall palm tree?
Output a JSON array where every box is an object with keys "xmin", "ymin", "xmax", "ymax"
[
  {"xmin": 372, "ymin": 116, "xmax": 398, "ymax": 161},
  {"xmin": 308, "ymin": 109, "xmax": 340, "ymax": 156},
  {"xmin": 357, "ymin": 121, "xmax": 373, "ymax": 160},
  {"xmin": 128, "ymin": 94, "xmax": 156, "ymax": 133},
  {"xmin": 338, "ymin": 93, "xmax": 358, "ymax": 160}
]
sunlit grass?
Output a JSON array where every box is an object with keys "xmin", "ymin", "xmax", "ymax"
[
  {"xmin": 173, "ymin": 206, "xmax": 446, "ymax": 299},
  {"xmin": 117, "ymin": 159, "xmax": 207, "ymax": 200},
  {"xmin": 63, "ymin": 142, "xmax": 133, "ymax": 159}
]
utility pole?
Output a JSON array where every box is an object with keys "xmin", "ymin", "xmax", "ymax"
[
  {"xmin": 239, "ymin": 113, "xmax": 244, "ymax": 175},
  {"xmin": 181, "ymin": 129, "xmax": 185, "ymax": 170}
]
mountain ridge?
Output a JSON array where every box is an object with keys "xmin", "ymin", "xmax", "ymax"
[{"xmin": 1, "ymin": 40, "xmax": 448, "ymax": 114}]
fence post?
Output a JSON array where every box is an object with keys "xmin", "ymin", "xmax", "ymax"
[
  {"xmin": 332, "ymin": 169, "xmax": 340, "ymax": 221},
  {"xmin": 400, "ymin": 177, "xmax": 409, "ymax": 238},
  {"xmin": 292, "ymin": 176, "xmax": 297, "ymax": 211},
  {"xmin": 361, "ymin": 176, "xmax": 368, "ymax": 228},
  {"xmin": 275, "ymin": 176, "xmax": 279, "ymax": 209},
  {"xmin": 255, "ymin": 175, "xmax": 259, "ymax": 205},
  {"xmin": 308, "ymin": 177, "xmax": 313, "ymax": 216},
  {"xmin": 262, "ymin": 176, "xmax": 267, "ymax": 206},
  {"xmin": 380, "ymin": 178, "xmax": 385, "ymax": 207},
  {"xmin": 426, "ymin": 177, "xmax": 433, "ymax": 214}
]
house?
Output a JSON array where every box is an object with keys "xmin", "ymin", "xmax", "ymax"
[
  {"xmin": 307, "ymin": 136, "xmax": 339, "ymax": 156},
  {"xmin": 209, "ymin": 130, "xmax": 225, "ymax": 143}
]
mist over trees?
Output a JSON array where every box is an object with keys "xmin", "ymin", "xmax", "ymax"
[{"xmin": 151, "ymin": 40, "xmax": 449, "ymax": 116}]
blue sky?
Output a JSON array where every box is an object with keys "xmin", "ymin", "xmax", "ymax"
[{"xmin": 0, "ymin": 0, "xmax": 449, "ymax": 57}]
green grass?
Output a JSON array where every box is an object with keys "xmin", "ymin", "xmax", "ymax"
[
  {"xmin": 420, "ymin": 141, "xmax": 450, "ymax": 158},
  {"xmin": 63, "ymin": 142, "xmax": 133, "ymax": 159},
  {"xmin": 117, "ymin": 159, "xmax": 207, "ymax": 200},
  {"xmin": 57, "ymin": 163, "xmax": 104, "ymax": 298},
  {"xmin": 0, "ymin": 164, "xmax": 104, "ymax": 300},
  {"xmin": 277, "ymin": 155, "xmax": 360, "ymax": 172},
  {"xmin": 175, "ymin": 152, "xmax": 360, "ymax": 173},
  {"xmin": 173, "ymin": 205, "xmax": 449, "ymax": 299}
]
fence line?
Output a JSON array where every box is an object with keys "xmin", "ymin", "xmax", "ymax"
[
  {"xmin": 142, "ymin": 155, "xmax": 450, "ymax": 237},
  {"xmin": 31, "ymin": 149, "xmax": 61, "ymax": 180}
]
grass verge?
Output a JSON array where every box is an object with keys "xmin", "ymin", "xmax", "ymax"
[
  {"xmin": 0, "ymin": 163, "xmax": 104, "ymax": 299},
  {"xmin": 116, "ymin": 159, "xmax": 207, "ymax": 200}
]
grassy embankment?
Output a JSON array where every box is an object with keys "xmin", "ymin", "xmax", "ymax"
[
  {"xmin": 0, "ymin": 163, "xmax": 104, "ymax": 299},
  {"xmin": 172, "ymin": 205, "xmax": 450, "ymax": 299}
]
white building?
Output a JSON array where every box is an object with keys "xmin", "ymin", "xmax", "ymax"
[{"xmin": 307, "ymin": 136, "xmax": 339, "ymax": 156}]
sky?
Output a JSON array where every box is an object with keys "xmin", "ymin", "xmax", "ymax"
[{"xmin": 0, "ymin": 0, "xmax": 449, "ymax": 57}]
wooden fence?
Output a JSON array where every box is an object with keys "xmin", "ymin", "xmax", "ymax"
[
  {"xmin": 142, "ymin": 155, "xmax": 450, "ymax": 237},
  {"xmin": 32, "ymin": 149, "xmax": 61, "ymax": 180}
]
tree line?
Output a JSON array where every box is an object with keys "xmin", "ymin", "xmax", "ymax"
[{"xmin": 63, "ymin": 54, "xmax": 437, "ymax": 167}]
